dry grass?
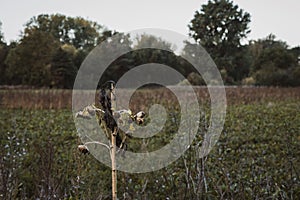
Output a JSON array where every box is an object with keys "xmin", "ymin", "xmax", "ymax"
[
  {"xmin": 1, "ymin": 87, "xmax": 300, "ymax": 109},
  {"xmin": 0, "ymin": 89, "xmax": 72, "ymax": 109}
]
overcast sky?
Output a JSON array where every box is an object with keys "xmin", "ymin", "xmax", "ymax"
[{"xmin": 0, "ymin": 0, "xmax": 299, "ymax": 47}]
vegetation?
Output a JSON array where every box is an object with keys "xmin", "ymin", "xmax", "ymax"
[
  {"xmin": 189, "ymin": 0, "xmax": 251, "ymax": 83},
  {"xmin": 0, "ymin": 0, "xmax": 300, "ymax": 199},
  {"xmin": 248, "ymin": 34, "xmax": 300, "ymax": 86},
  {"xmin": 0, "ymin": 88, "xmax": 299, "ymax": 199},
  {"xmin": 0, "ymin": 14, "xmax": 115, "ymax": 88},
  {"xmin": 0, "ymin": 1, "xmax": 299, "ymax": 87},
  {"xmin": 188, "ymin": 0, "xmax": 299, "ymax": 85},
  {"xmin": 1, "ymin": 87, "xmax": 300, "ymax": 109}
]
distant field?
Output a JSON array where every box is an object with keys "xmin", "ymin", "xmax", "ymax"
[
  {"xmin": 1, "ymin": 86, "xmax": 300, "ymax": 109},
  {"xmin": 1, "ymin": 87, "xmax": 300, "ymax": 199}
]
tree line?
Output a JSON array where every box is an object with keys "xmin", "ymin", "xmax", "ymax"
[{"xmin": 0, "ymin": 0, "xmax": 299, "ymax": 88}]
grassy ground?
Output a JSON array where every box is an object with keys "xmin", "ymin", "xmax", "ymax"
[{"xmin": 0, "ymin": 88, "xmax": 299, "ymax": 199}]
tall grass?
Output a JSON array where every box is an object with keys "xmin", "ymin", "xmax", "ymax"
[
  {"xmin": 0, "ymin": 89, "xmax": 72, "ymax": 109},
  {"xmin": 1, "ymin": 87, "xmax": 300, "ymax": 109}
]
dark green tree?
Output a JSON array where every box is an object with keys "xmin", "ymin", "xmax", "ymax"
[
  {"xmin": 133, "ymin": 34, "xmax": 184, "ymax": 78},
  {"xmin": 5, "ymin": 30, "xmax": 60, "ymax": 86},
  {"xmin": 98, "ymin": 33, "xmax": 133, "ymax": 86},
  {"xmin": 189, "ymin": 0, "xmax": 251, "ymax": 83},
  {"xmin": 134, "ymin": 34, "xmax": 173, "ymax": 50},
  {"xmin": 0, "ymin": 21, "xmax": 4, "ymax": 45},
  {"xmin": 4, "ymin": 14, "xmax": 115, "ymax": 87},
  {"xmin": 132, "ymin": 34, "xmax": 178, "ymax": 68},
  {"xmin": 100, "ymin": 34, "xmax": 188, "ymax": 87},
  {"xmin": 24, "ymin": 14, "xmax": 105, "ymax": 50},
  {"xmin": 0, "ymin": 44, "xmax": 9, "ymax": 85},
  {"xmin": 249, "ymin": 34, "xmax": 299, "ymax": 86},
  {"xmin": 50, "ymin": 44, "xmax": 78, "ymax": 88},
  {"xmin": 0, "ymin": 21, "xmax": 9, "ymax": 84},
  {"xmin": 249, "ymin": 34, "xmax": 291, "ymax": 71},
  {"xmin": 290, "ymin": 46, "xmax": 300, "ymax": 61}
]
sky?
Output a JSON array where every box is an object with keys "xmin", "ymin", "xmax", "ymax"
[{"xmin": 0, "ymin": 0, "xmax": 299, "ymax": 47}]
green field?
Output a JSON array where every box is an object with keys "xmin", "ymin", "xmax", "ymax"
[{"xmin": 1, "ymin": 88, "xmax": 300, "ymax": 199}]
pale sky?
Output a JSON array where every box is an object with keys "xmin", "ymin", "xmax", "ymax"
[{"xmin": 0, "ymin": 0, "xmax": 299, "ymax": 47}]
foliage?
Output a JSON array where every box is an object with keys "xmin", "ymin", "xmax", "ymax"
[
  {"xmin": 189, "ymin": 0, "xmax": 251, "ymax": 48},
  {"xmin": 0, "ymin": 43, "xmax": 10, "ymax": 85},
  {"xmin": 50, "ymin": 44, "xmax": 78, "ymax": 88},
  {"xmin": 189, "ymin": 0, "xmax": 251, "ymax": 83},
  {"xmin": 186, "ymin": 72, "xmax": 205, "ymax": 85},
  {"xmin": 5, "ymin": 31, "xmax": 60, "ymax": 86},
  {"xmin": 0, "ymin": 109, "xmax": 112, "ymax": 199},
  {"xmin": 24, "ymin": 14, "xmax": 105, "ymax": 50},
  {"xmin": 100, "ymin": 34, "xmax": 194, "ymax": 87},
  {"xmin": 98, "ymin": 33, "xmax": 133, "ymax": 86},
  {"xmin": 2, "ymin": 14, "xmax": 113, "ymax": 87},
  {"xmin": 254, "ymin": 63, "xmax": 291, "ymax": 86},
  {"xmin": 131, "ymin": 34, "xmax": 178, "ymax": 69},
  {"xmin": 0, "ymin": 21, "xmax": 5, "ymax": 45},
  {"xmin": 1, "ymin": 88, "xmax": 300, "ymax": 199},
  {"xmin": 249, "ymin": 34, "xmax": 299, "ymax": 86},
  {"xmin": 1, "ymin": 6, "xmax": 300, "ymax": 87},
  {"xmin": 249, "ymin": 34, "xmax": 295, "ymax": 71}
]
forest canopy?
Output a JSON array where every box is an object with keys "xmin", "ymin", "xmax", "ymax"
[{"xmin": 0, "ymin": 1, "xmax": 299, "ymax": 88}]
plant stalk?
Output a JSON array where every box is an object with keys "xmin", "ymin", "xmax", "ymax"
[
  {"xmin": 111, "ymin": 128, "xmax": 117, "ymax": 200},
  {"xmin": 110, "ymin": 82, "xmax": 117, "ymax": 200}
]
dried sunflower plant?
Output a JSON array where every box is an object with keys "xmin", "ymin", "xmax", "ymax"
[{"xmin": 75, "ymin": 81, "xmax": 145, "ymax": 200}]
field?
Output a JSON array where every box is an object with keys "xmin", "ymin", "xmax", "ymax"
[{"xmin": 1, "ymin": 87, "xmax": 300, "ymax": 199}]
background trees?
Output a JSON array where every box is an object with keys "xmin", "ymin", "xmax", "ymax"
[
  {"xmin": 188, "ymin": 0, "xmax": 299, "ymax": 86},
  {"xmin": 0, "ymin": 21, "xmax": 4, "ymax": 45},
  {"xmin": 0, "ymin": 21, "xmax": 9, "ymax": 85},
  {"xmin": 5, "ymin": 31, "xmax": 60, "ymax": 86},
  {"xmin": 0, "ymin": 3, "xmax": 299, "ymax": 87},
  {"xmin": 248, "ymin": 34, "xmax": 299, "ymax": 86},
  {"xmin": 2, "ymin": 14, "xmax": 109, "ymax": 87},
  {"xmin": 50, "ymin": 44, "xmax": 78, "ymax": 88},
  {"xmin": 189, "ymin": 0, "xmax": 251, "ymax": 84},
  {"xmin": 24, "ymin": 14, "xmax": 104, "ymax": 50}
]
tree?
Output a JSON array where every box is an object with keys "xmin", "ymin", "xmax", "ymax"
[
  {"xmin": 0, "ymin": 44, "xmax": 9, "ymax": 85},
  {"xmin": 4, "ymin": 14, "xmax": 114, "ymax": 87},
  {"xmin": 131, "ymin": 34, "xmax": 185, "ymax": 85},
  {"xmin": 24, "ymin": 14, "xmax": 105, "ymax": 50},
  {"xmin": 0, "ymin": 21, "xmax": 5, "ymax": 45},
  {"xmin": 102, "ymin": 34, "xmax": 192, "ymax": 87},
  {"xmin": 0, "ymin": 21, "xmax": 9, "ymax": 84},
  {"xmin": 24, "ymin": 14, "xmax": 115, "ymax": 73},
  {"xmin": 5, "ymin": 30, "xmax": 60, "ymax": 85},
  {"xmin": 249, "ymin": 34, "xmax": 291, "ymax": 71},
  {"xmin": 290, "ymin": 46, "xmax": 300, "ymax": 62},
  {"xmin": 134, "ymin": 34, "xmax": 174, "ymax": 50},
  {"xmin": 50, "ymin": 44, "xmax": 78, "ymax": 88},
  {"xmin": 249, "ymin": 34, "xmax": 299, "ymax": 86},
  {"xmin": 97, "ymin": 32, "xmax": 133, "ymax": 86},
  {"xmin": 189, "ymin": 0, "xmax": 251, "ymax": 83},
  {"xmin": 132, "ymin": 34, "xmax": 178, "ymax": 66}
]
